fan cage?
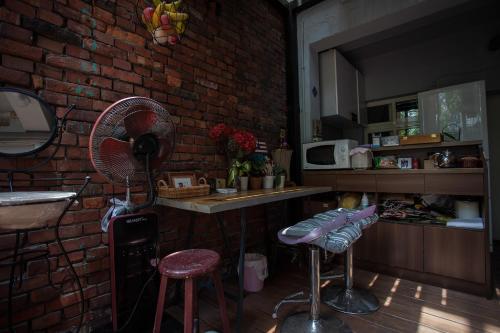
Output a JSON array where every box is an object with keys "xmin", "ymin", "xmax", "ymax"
[{"xmin": 90, "ymin": 97, "xmax": 175, "ymax": 186}]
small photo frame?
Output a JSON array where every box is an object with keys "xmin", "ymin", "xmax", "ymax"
[
  {"xmin": 398, "ymin": 157, "xmax": 413, "ymax": 169},
  {"xmin": 215, "ymin": 178, "xmax": 226, "ymax": 189},
  {"xmin": 168, "ymin": 172, "xmax": 196, "ymax": 189}
]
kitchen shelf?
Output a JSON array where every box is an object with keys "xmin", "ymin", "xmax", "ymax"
[
  {"xmin": 378, "ymin": 218, "xmax": 484, "ymax": 231},
  {"xmin": 304, "ymin": 168, "xmax": 483, "ymax": 175},
  {"xmin": 371, "ymin": 140, "xmax": 482, "ymax": 152}
]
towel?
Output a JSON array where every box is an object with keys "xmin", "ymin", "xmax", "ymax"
[{"xmin": 446, "ymin": 218, "xmax": 483, "ymax": 230}]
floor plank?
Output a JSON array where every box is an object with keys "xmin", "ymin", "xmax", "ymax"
[{"xmin": 192, "ymin": 267, "xmax": 500, "ymax": 333}]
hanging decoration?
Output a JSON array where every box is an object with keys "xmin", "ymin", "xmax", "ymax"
[{"xmin": 138, "ymin": 0, "xmax": 189, "ymax": 46}]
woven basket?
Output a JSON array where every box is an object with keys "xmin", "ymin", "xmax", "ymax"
[{"xmin": 157, "ymin": 177, "xmax": 210, "ymax": 199}]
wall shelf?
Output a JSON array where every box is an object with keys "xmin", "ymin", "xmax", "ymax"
[{"xmin": 371, "ymin": 140, "xmax": 482, "ymax": 152}]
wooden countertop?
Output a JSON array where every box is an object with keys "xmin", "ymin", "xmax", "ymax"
[
  {"xmin": 303, "ymin": 168, "xmax": 483, "ymax": 175},
  {"xmin": 155, "ymin": 186, "xmax": 332, "ymax": 214}
]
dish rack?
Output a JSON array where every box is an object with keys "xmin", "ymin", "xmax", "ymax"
[{"xmin": 157, "ymin": 178, "xmax": 210, "ymax": 199}]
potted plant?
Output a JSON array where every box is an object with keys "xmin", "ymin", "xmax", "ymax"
[
  {"xmin": 263, "ymin": 159, "xmax": 275, "ymax": 189},
  {"xmin": 249, "ymin": 160, "xmax": 265, "ymax": 190},
  {"xmin": 273, "ymin": 165, "xmax": 286, "ymax": 189},
  {"xmin": 208, "ymin": 123, "xmax": 256, "ymax": 188},
  {"xmin": 227, "ymin": 160, "xmax": 251, "ymax": 191}
]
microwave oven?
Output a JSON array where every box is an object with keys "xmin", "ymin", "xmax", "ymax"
[{"xmin": 302, "ymin": 139, "xmax": 358, "ymax": 169}]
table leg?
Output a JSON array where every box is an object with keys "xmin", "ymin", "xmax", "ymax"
[
  {"xmin": 216, "ymin": 214, "xmax": 237, "ymax": 276},
  {"xmin": 236, "ymin": 207, "xmax": 247, "ymax": 333},
  {"xmin": 8, "ymin": 230, "xmax": 21, "ymax": 333},
  {"xmin": 186, "ymin": 212, "xmax": 196, "ymax": 248}
]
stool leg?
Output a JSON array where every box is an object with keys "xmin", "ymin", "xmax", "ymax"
[
  {"xmin": 211, "ymin": 271, "xmax": 231, "ymax": 333},
  {"xmin": 184, "ymin": 279, "xmax": 195, "ymax": 333},
  {"xmin": 322, "ymin": 246, "xmax": 379, "ymax": 314},
  {"xmin": 279, "ymin": 246, "xmax": 351, "ymax": 333},
  {"xmin": 153, "ymin": 275, "xmax": 169, "ymax": 333},
  {"xmin": 310, "ymin": 245, "xmax": 320, "ymax": 321}
]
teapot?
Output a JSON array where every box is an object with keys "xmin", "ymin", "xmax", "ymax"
[{"xmin": 430, "ymin": 150, "xmax": 457, "ymax": 168}]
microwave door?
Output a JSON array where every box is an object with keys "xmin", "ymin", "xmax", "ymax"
[{"xmin": 306, "ymin": 145, "xmax": 336, "ymax": 168}]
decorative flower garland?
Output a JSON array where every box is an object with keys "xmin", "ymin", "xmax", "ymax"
[{"xmin": 140, "ymin": 0, "xmax": 189, "ymax": 46}]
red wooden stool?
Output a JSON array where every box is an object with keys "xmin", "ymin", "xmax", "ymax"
[{"xmin": 153, "ymin": 249, "xmax": 231, "ymax": 333}]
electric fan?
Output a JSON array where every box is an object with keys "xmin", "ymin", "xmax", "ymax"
[{"xmin": 89, "ymin": 97, "xmax": 175, "ymax": 332}]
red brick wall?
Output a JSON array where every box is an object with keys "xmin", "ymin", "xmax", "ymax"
[{"xmin": 0, "ymin": 0, "xmax": 287, "ymax": 331}]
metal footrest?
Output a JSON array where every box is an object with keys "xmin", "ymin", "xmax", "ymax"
[{"xmin": 272, "ymin": 291, "xmax": 309, "ymax": 319}]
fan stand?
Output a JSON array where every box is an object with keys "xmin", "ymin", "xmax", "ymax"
[{"xmin": 110, "ymin": 135, "xmax": 163, "ymax": 332}]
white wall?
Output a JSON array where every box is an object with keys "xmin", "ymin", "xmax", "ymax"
[
  {"xmin": 354, "ymin": 20, "xmax": 500, "ymax": 101},
  {"xmin": 296, "ymin": 0, "xmax": 470, "ymax": 143}
]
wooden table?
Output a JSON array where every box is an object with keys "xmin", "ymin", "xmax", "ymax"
[{"xmin": 156, "ymin": 186, "xmax": 332, "ymax": 332}]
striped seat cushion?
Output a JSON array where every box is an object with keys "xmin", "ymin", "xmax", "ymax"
[
  {"xmin": 313, "ymin": 207, "xmax": 378, "ymax": 230},
  {"xmin": 278, "ymin": 206, "xmax": 379, "ymax": 253},
  {"xmin": 313, "ymin": 222, "xmax": 362, "ymax": 254}
]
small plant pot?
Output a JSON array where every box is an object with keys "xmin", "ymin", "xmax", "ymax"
[
  {"xmin": 239, "ymin": 176, "xmax": 249, "ymax": 191},
  {"xmin": 249, "ymin": 176, "xmax": 262, "ymax": 190},
  {"xmin": 263, "ymin": 176, "xmax": 275, "ymax": 189},
  {"xmin": 276, "ymin": 175, "xmax": 285, "ymax": 189}
]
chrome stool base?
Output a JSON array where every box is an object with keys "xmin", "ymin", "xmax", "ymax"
[
  {"xmin": 280, "ymin": 311, "xmax": 351, "ymax": 333},
  {"xmin": 322, "ymin": 247, "xmax": 380, "ymax": 315},
  {"xmin": 322, "ymin": 286, "xmax": 380, "ymax": 314}
]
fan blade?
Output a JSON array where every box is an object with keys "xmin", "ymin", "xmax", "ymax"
[
  {"xmin": 99, "ymin": 137, "xmax": 141, "ymax": 182},
  {"xmin": 123, "ymin": 109, "xmax": 158, "ymax": 139}
]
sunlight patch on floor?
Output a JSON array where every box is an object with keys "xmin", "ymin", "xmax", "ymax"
[
  {"xmin": 383, "ymin": 278, "xmax": 401, "ymax": 307},
  {"xmin": 390, "ymin": 278, "xmax": 400, "ymax": 293},
  {"xmin": 368, "ymin": 273, "xmax": 379, "ymax": 288},
  {"xmin": 441, "ymin": 288, "xmax": 447, "ymax": 306},
  {"xmin": 414, "ymin": 285, "xmax": 422, "ymax": 299},
  {"xmin": 266, "ymin": 325, "xmax": 277, "ymax": 333}
]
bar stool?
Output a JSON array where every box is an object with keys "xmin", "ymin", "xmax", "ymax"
[
  {"xmin": 153, "ymin": 249, "xmax": 231, "ymax": 333},
  {"xmin": 319, "ymin": 207, "xmax": 380, "ymax": 315},
  {"xmin": 272, "ymin": 213, "xmax": 352, "ymax": 333}
]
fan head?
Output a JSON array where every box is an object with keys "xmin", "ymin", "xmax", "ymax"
[{"xmin": 89, "ymin": 97, "xmax": 175, "ymax": 186}]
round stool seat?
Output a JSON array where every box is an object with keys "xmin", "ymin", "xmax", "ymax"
[{"xmin": 158, "ymin": 249, "xmax": 220, "ymax": 279}]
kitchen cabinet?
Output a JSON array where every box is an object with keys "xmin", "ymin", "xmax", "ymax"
[
  {"xmin": 376, "ymin": 174, "xmax": 424, "ymax": 193},
  {"xmin": 425, "ymin": 173, "xmax": 483, "ymax": 195},
  {"xmin": 423, "ymin": 226, "xmax": 485, "ymax": 284},
  {"xmin": 419, "ymin": 81, "xmax": 488, "ymax": 144},
  {"xmin": 319, "ymin": 49, "xmax": 365, "ymax": 124},
  {"xmin": 354, "ymin": 222, "xmax": 423, "ymax": 272}
]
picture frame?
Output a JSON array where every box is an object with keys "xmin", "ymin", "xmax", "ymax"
[
  {"xmin": 167, "ymin": 172, "xmax": 196, "ymax": 189},
  {"xmin": 397, "ymin": 157, "xmax": 413, "ymax": 169}
]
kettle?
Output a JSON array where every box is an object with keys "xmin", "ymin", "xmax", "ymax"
[{"xmin": 431, "ymin": 150, "xmax": 457, "ymax": 168}]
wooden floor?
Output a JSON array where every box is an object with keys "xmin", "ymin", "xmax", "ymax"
[{"xmin": 181, "ymin": 267, "xmax": 500, "ymax": 333}]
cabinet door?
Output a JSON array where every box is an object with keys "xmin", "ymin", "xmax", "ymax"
[
  {"xmin": 376, "ymin": 222, "xmax": 423, "ymax": 271},
  {"xmin": 376, "ymin": 174, "xmax": 424, "ymax": 193},
  {"xmin": 356, "ymin": 70, "xmax": 367, "ymax": 126},
  {"xmin": 355, "ymin": 222, "xmax": 423, "ymax": 272},
  {"xmin": 319, "ymin": 49, "xmax": 359, "ymax": 121},
  {"xmin": 423, "ymin": 227, "xmax": 485, "ymax": 283},
  {"xmin": 336, "ymin": 174, "xmax": 376, "ymax": 192},
  {"xmin": 335, "ymin": 50, "xmax": 359, "ymax": 122},
  {"xmin": 425, "ymin": 174, "xmax": 483, "ymax": 195},
  {"xmin": 319, "ymin": 50, "xmax": 338, "ymax": 117},
  {"xmin": 302, "ymin": 172, "xmax": 336, "ymax": 189}
]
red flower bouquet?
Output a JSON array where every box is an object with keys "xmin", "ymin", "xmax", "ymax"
[{"xmin": 209, "ymin": 123, "xmax": 256, "ymax": 160}]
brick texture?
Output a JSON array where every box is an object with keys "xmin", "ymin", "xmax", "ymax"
[{"xmin": 0, "ymin": 0, "xmax": 287, "ymax": 331}]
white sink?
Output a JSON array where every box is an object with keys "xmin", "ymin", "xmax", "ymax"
[{"xmin": 0, "ymin": 192, "xmax": 76, "ymax": 230}]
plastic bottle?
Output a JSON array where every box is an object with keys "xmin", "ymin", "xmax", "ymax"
[{"xmin": 361, "ymin": 193, "xmax": 369, "ymax": 209}]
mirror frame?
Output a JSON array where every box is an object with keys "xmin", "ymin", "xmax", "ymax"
[{"xmin": 0, "ymin": 87, "xmax": 58, "ymax": 158}]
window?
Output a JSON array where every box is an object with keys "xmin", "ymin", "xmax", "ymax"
[{"xmin": 364, "ymin": 95, "xmax": 420, "ymax": 144}]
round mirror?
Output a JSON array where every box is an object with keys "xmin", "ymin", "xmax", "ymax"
[{"xmin": 0, "ymin": 87, "xmax": 57, "ymax": 157}]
